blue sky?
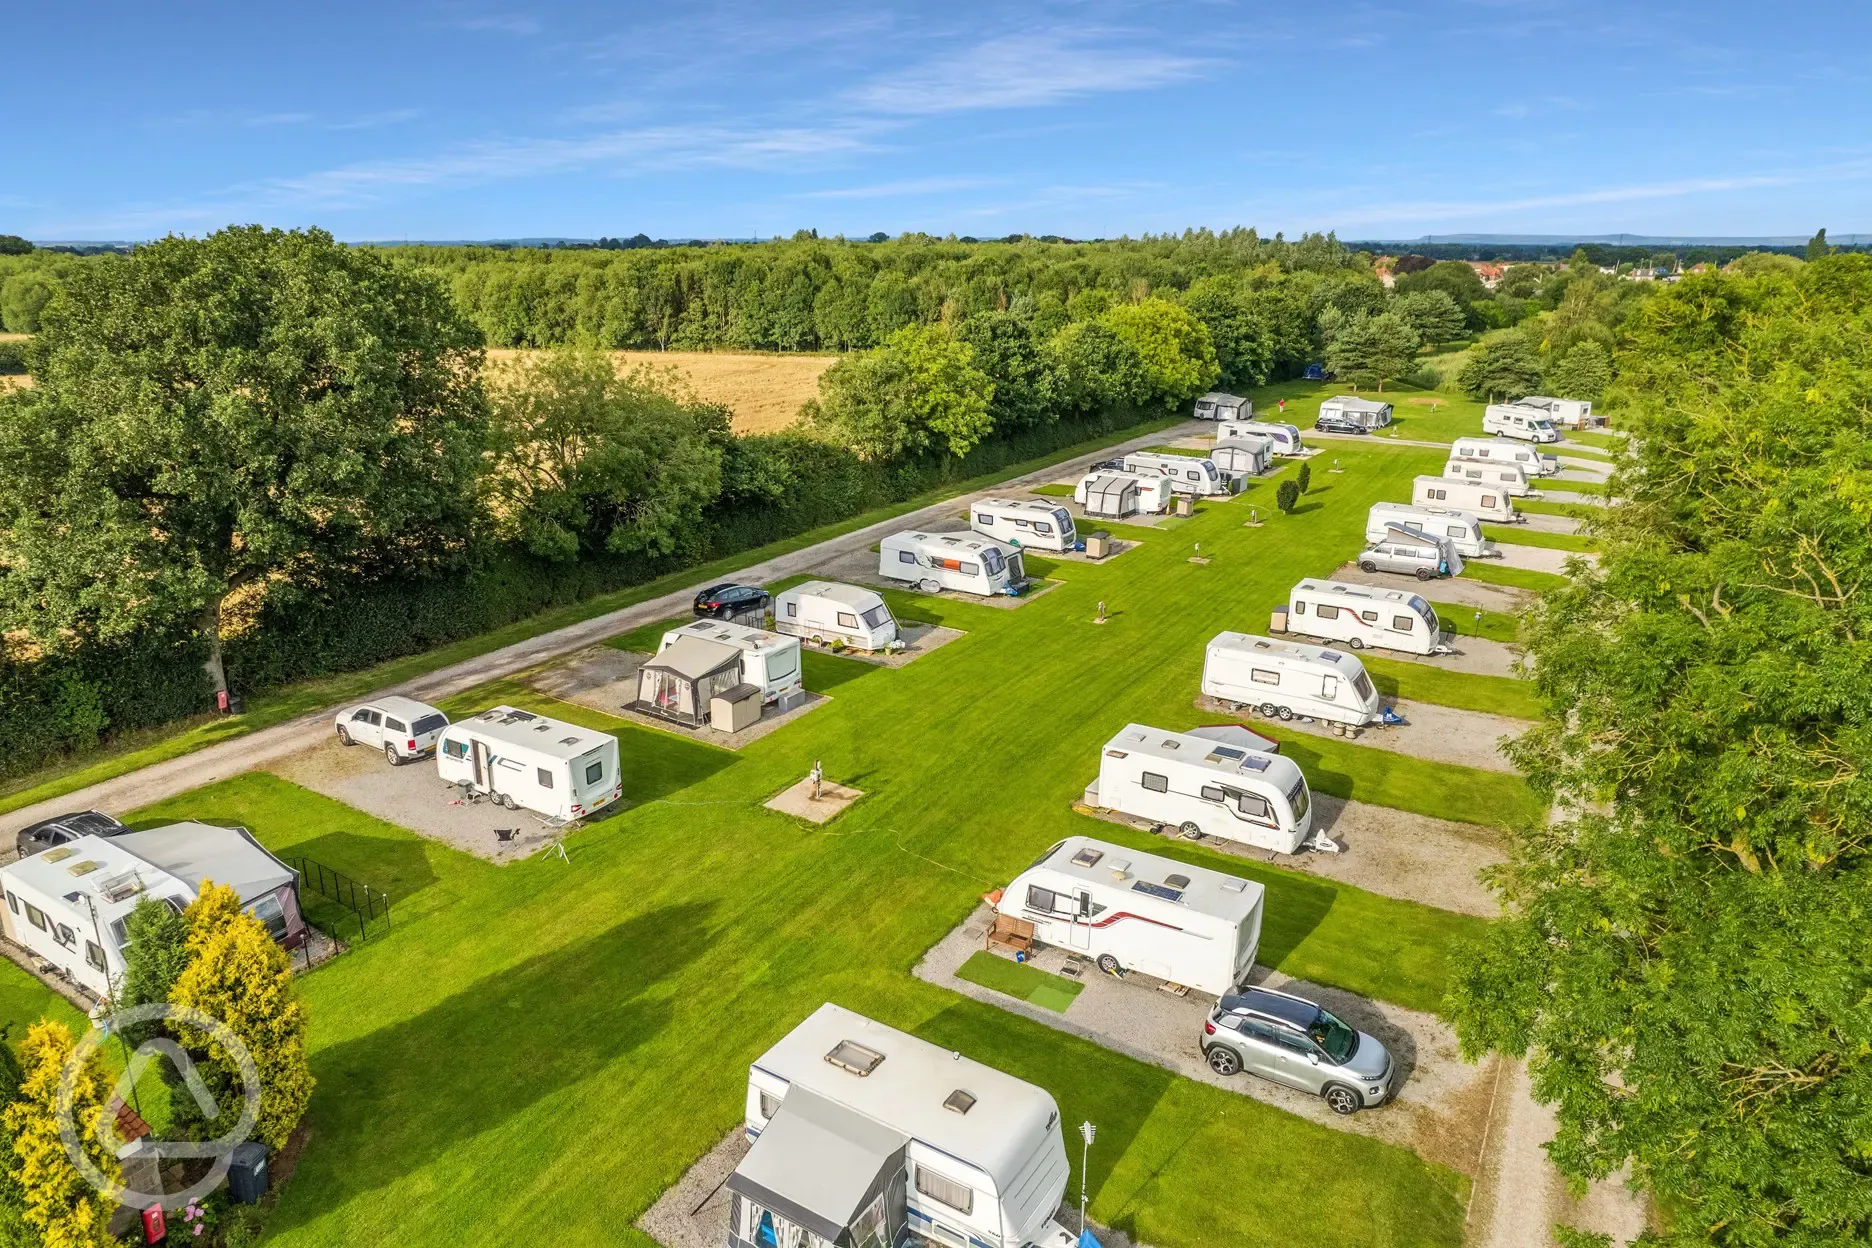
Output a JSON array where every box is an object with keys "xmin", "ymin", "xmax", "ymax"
[{"xmin": 9, "ymin": 1, "xmax": 1870, "ymax": 242}]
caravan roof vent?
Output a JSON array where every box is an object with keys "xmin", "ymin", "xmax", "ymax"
[
  {"xmin": 559, "ymin": 736, "xmax": 582, "ymax": 746},
  {"xmin": 1239, "ymin": 756, "xmax": 1271, "ymax": 772},
  {"xmin": 1069, "ymin": 847, "xmax": 1104, "ymax": 868},
  {"xmin": 43, "ymin": 848, "xmax": 75, "ymax": 864},
  {"xmin": 502, "ymin": 710, "xmax": 539, "ymax": 724},
  {"xmin": 1164, "ymin": 874, "xmax": 1191, "ymax": 890},
  {"xmin": 943, "ymin": 1089, "xmax": 977, "ymax": 1115},
  {"xmin": 1221, "ymin": 878, "xmax": 1249, "ymax": 893},
  {"xmin": 67, "ymin": 861, "xmax": 102, "ymax": 877},
  {"xmin": 533, "ymin": 723, "xmax": 551, "ymax": 732},
  {"xmin": 1318, "ymin": 651, "xmax": 1343, "ymax": 664},
  {"xmin": 99, "ymin": 872, "xmax": 144, "ymax": 903},
  {"xmin": 1160, "ymin": 739, "xmax": 1179, "ymax": 750},
  {"xmin": 824, "ymin": 1040, "xmax": 886, "ymax": 1077}
]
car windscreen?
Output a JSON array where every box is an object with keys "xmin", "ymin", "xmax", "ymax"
[
  {"xmin": 1309, "ymin": 1008, "xmax": 1359, "ymax": 1065},
  {"xmin": 411, "ymin": 714, "xmax": 448, "ymax": 736}
]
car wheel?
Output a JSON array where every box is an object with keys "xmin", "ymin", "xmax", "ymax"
[
  {"xmin": 1323, "ymin": 1084, "xmax": 1361, "ymax": 1115},
  {"xmin": 1348, "ymin": 638, "xmax": 1364, "ymax": 650},
  {"xmin": 1179, "ymin": 821, "xmax": 1203, "ymax": 840},
  {"xmin": 1259, "ymin": 702, "xmax": 1279, "ymax": 718},
  {"xmin": 1359, "ymin": 560, "xmax": 1377, "ymax": 573},
  {"xmin": 336, "ymin": 725, "xmax": 353, "ymax": 746},
  {"xmin": 385, "ymin": 743, "xmax": 401, "ymax": 767},
  {"xmin": 1096, "ymin": 953, "xmax": 1122, "ymax": 976},
  {"xmin": 1415, "ymin": 569, "xmax": 1435, "ymax": 581},
  {"xmin": 1277, "ymin": 706, "xmax": 1294, "ymax": 721},
  {"xmin": 1206, "ymin": 1047, "xmax": 1242, "ymax": 1077}
]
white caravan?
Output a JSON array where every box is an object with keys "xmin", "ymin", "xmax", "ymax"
[
  {"xmin": 968, "ymin": 497, "xmax": 1078, "ymax": 553},
  {"xmin": 436, "ymin": 705, "xmax": 622, "ymax": 820},
  {"xmin": 1517, "ymin": 395, "xmax": 1595, "ymax": 428},
  {"xmin": 1286, "ymin": 578, "xmax": 1447, "ymax": 656},
  {"xmin": 773, "ymin": 581, "xmax": 899, "ymax": 651},
  {"xmin": 1210, "ymin": 438, "xmax": 1271, "ymax": 479},
  {"xmin": 1075, "ymin": 471, "xmax": 1172, "ymax": 519},
  {"xmin": 1415, "ymin": 474, "xmax": 1518, "ymax": 523},
  {"xmin": 1218, "ymin": 419, "xmax": 1303, "ymax": 456},
  {"xmin": 659, "ymin": 619, "xmax": 803, "ymax": 704},
  {"xmin": 1117, "ymin": 451, "xmax": 1237, "ymax": 497},
  {"xmin": 1202, "ymin": 633, "xmax": 1387, "ymax": 731},
  {"xmin": 1193, "ymin": 391, "xmax": 1252, "ymax": 421},
  {"xmin": 1090, "ymin": 722, "xmax": 1320, "ymax": 854},
  {"xmin": 1318, "ymin": 395, "xmax": 1393, "ymax": 429},
  {"xmin": 737, "ymin": 1003, "xmax": 1076, "ymax": 1248},
  {"xmin": 1450, "ymin": 436, "xmax": 1560, "ymax": 477},
  {"xmin": 997, "ymin": 835, "xmax": 1267, "ymax": 994},
  {"xmin": 879, "ymin": 531, "xmax": 1027, "ymax": 597},
  {"xmin": 1483, "ymin": 403, "xmax": 1560, "ymax": 443},
  {"xmin": 1366, "ymin": 502, "xmax": 1495, "ymax": 559},
  {"xmin": 1444, "ymin": 456, "xmax": 1536, "ymax": 498}
]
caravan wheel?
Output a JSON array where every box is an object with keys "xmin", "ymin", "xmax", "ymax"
[
  {"xmin": 498, "ymin": 793, "xmax": 517, "ymax": 811},
  {"xmin": 1179, "ymin": 821, "xmax": 1203, "ymax": 840},
  {"xmin": 918, "ymin": 579, "xmax": 941, "ymax": 595},
  {"xmin": 1348, "ymin": 638, "xmax": 1365, "ymax": 650},
  {"xmin": 1259, "ymin": 702, "xmax": 1279, "ymax": 718},
  {"xmin": 1096, "ymin": 954, "xmax": 1123, "ymax": 976},
  {"xmin": 1330, "ymin": 723, "xmax": 1346, "ymax": 737},
  {"xmin": 1277, "ymin": 706, "xmax": 1294, "ymax": 721}
]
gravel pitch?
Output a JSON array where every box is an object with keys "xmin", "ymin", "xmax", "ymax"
[
  {"xmin": 1493, "ymin": 543, "xmax": 1593, "ymax": 575},
  {"xmin": 1331, "ymin": 562, "xmax": 1528, "ymax": 612},
  {"xmin": 1196, "ymin": 694, "xmax": 1529, "ymax": 773},
  {"xmin": 527, "ymin": 645, "xmax": 828, "ymax": 751},
  {"xmin": 810, "ymin": 546, "xmax": 1064, "ymax": 610}
]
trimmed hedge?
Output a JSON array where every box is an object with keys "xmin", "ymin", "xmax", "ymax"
[{"xmin": 0, "ymin": 634, "xmax": 209, "ymax": 783}]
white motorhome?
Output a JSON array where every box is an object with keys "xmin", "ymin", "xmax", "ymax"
[
  {"xmin": 996, "ymin": 835, "xmax": 1266, "ymax": 994},
  {"xmin": 659, "ymin": 619, "xmax": 803, "ymax": 703},
  {"xmin": 436, "ymin": 705, "xmax": 623, "ymax": 821},
  {"xmin": 735, "ymin": 1003, "xmax": 1076, "ymax": 1248},
  {"xmin": 1318, "ymin": 395, "xmax": 1393, "ymax": 429},
  {"xmin": 1202, "ymin": 633, "xmax": 1387, "ymax": 732},
  {"xmin": 1366, "ymin": 502, "xmax": 1495, "ymax": 559},
  {"xmin": 968, "ymin": 497, "xmax": 1077, "ymax": 553},
  {"xmin": 1517, "ymin": 395, "xmax": 1596, "ymax": 428},
  {"xmin": 773, "ymin": 581, "xmax": 899, "ymax": 652},
  {"xmin": 1414, "ymin": 475, "xmax": 1518, "ymax": 523},
  {"xmin": 1483, "ymin": 403, "xmax": 1560, "ymax": 443},
  {"xmin": 1286, "ymin": 578, "xmax": 1447, "ymax": 656},
  {"xmin": 1089, "ymin": 722, "xmax": 1320, "ymax": 853},
  {"xmin": 1117, "ymin": 451, "xmax": 1238, "ymax": 497},
  {"xmin": 879, "ymin": 531, "xmax": 1027, "ymax": 597},
  {"xmin": 1450, "ymin": 436, "xmax": 1559, "ymax": 477},
  {"xmin": 1193, "ymin": 391, "xmax": 1252, "ymax": 421},
  {"xmin": 1444, "ymin": 456, "xmax": 1536, "ymax": 497},
  {"xmin": 1210, "ymin": 438, "xmax": 1270, "ymax": 479},
  {"xmin": 1218, "ymin": 419, "xmax": 1302, "ymax": 456}
]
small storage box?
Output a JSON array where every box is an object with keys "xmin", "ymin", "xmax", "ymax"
[
  {"xmin": 1084, "ymin": 532, "xmax": 1112, "ymax": 559},
  {"xmin": 1270, "ymin": 607, "xmax": 1289, "ymax": 633},
  {"xmin": 710, "ymin": 683, "xmax": 762, "ymax": 733}
]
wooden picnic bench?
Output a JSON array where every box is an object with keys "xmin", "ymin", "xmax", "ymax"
[{"xmin": 985, "ymin": 914, "xmax": 1036, "ymax": 956}]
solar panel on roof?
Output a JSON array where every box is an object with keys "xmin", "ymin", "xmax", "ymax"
[
  {"xmin": 1240, "ymin": 756, "xmax": 1270, "ymax": 771},
  {"xmin": 1131, "ymin": 880, "xmax": 1184, "ymax": 903}
]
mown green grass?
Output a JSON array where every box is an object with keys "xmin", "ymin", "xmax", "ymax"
[
  {"xmin": 1482, "ymin": 524, "xmax": 1597, "ymax": 553},
  {"xmin": 956, "ymin": 951, "xmax": 1084, "ymax": 1012},
  {"xmin": 1513, "ymin": 496, "xmax": 1600, "ymax": 519},
  {"xmin": 1244, "ymin": 378, "xmax": 1486, "ymax": 443},
  {"xmin": 124, "ymin": 441, "xmax": 1489, "ymax": 1248},
  {"xmin": 1563, "ymin": 429, "xmax": 1625, "ymax": 451},
  {"xmin": 1031, "ymin": 482, "xmax": 1075, "ymax": 497},
  {"xmin": 0, "ymin": 957, "xmax": 173, "ymax": 1129},
  {"xmin": 1545, "ymin": 476, "xmax": 1608, "ymax": 496},
  {"xmin": 1462, "ymin": 562, "xmax": 1570, "ymax": 592},
  {"xmin": 1360, "ymin": 657, "xmax": 1541, "ymax": 722},
  {"xmin": 1427, "ymin": 602, "xmax": 1521, "ymax": 645},
  {"xmin": 1244, "ymin": 721, "xmax": 1541, "ymax": 824}
]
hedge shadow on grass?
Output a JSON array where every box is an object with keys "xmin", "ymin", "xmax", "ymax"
[{"xmin": 284, "ymin": 829, "xmax": 443, "ymax": 904}]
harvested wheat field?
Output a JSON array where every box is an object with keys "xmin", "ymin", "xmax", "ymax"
[{"xmin": 486, "ymin": 349, "xmax": 837, "ymax": 435}]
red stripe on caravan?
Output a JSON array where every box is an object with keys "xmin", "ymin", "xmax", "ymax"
[{"xmin": 1087, "ymin": 911, "xmax": 1185, "ymax": 933}]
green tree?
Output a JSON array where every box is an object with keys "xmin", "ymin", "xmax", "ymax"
[
  {"xmin": 956, "ymin": 309, "xmax": 1059, "ymax": 431},
  {"xmin": 1456, "ymin": 334, "xmax": 1544, "ymax": 401},
  {"xmin": 1275, "ymin": 479, "xmax": 1299, "ymax": 513},
  {"xmin": 1296, "ymin": 461, "xmax": 1312, "ymax": 495},
  {"xmin": 1100, "ymin": 298, "xmax": 1219, "ymax": 409},
  {"xmin": 0, "ymin": 1034, "xmax": 29, "ymax": 1248},
  {"xmin": 1326, "ymin": 311, "xmax": 1420, "ymax": 390},
  {"xmin": 0, "ymin": 226, "xmax": 490, "ymax": 695},
  {"xmin": 1542, "ymin": 341, "xmax": 1612, "ymax": 402},
  {"xmin": 1045, "ymin": 320, "xmax": 1146, "ymax": 415},
  {"xmin": 1727, "ymin": 251, "xmax": 1803, "ymax": 276},
  {"xmin": 487, "ymin": 349, "xmax": 726, "ymax": 562},
  {"xmin": 1806, "ymin": 228, "xmax": 1830, "ymax": 261},
  {"xmin": 116, "ymin": 895, "xmax": 194, "ymax": 1048},
  {"xmin": 1393, "ymin": 260, "xmax": 1489, "ymax": 315},
  {"xmin": 806, "ymin": 323, "xmax": 994, "ymax": 459},
  {"xmin": 1452, "ymin": 256, "xmax": 1872, "ymax": 1247},
  {"xmin": 0, "ymin": 273, "xmax": 56, "ymax": 333},
  {"xmin": 1394, "ymin": 290, "xmax": 1466, "ymax": 347},
  {"xmin": 6, "ymin": 1021, "xmax": 118, "ymax": 1248},
  {"xmin": 0, "ymin": 237, "xmax": 33, "ymax": 256},
  {"xmin": 1181, "ymin": 278, "xmax": 1275, "ymax": 390}
]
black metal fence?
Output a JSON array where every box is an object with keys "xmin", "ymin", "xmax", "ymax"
[{"xmin": 287, "ymin": 855, "xmax": 391, "ymax": 948}]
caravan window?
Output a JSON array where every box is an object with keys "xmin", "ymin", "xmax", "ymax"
[
  {"xmin": 785, "ymin": 601, "xmax": 798, "ymax": 618},
  {"xmin": 1237, "ymin": 792, "xmax": 1273, "ymax": 822},
  {"xmin": 1288, "ymin": 778, "xmax": 1311, "ymax": 822},
  {"xmin": 1446, "ymin": 525, "xmax": 1466, "ymax": 539},
  {"xmin": 861, "ymin": 606, "xmax": 890, "ymax": 628},
  {"xmin": 1316, "ymin": 604, "xmax": 1340, "ymax": 621},
  {"xmin": 899, "ymin": 550, "xmax": 917, "ymax": 564},
  {"xmin": 3, "ymin": 893, "xmax": 13, "ymax": 916},
  {"xmin": 1200, "ymin": 785, "xmax": 1226, "ymax": 803},
  {"xmin": 443, "ymin": 739, "xmax": 468, "ymax": 759},
  {"xmin": 1141, "ymin": 772, "xmax": 1169, "ymax": 793},
  {"xmin": 982, "ymin": 549, "xmax": 1005, "ymax": 575},
  {"xmin": 251, "ymin": 895, "xmax": 289, "ymax": 941},
  {"xmin": 1482, "ymin": 495, "xmax": 1498, "ymax": 508},
  {"xmin": 975, "ymin": 513, "xmax": 994, "ymax": 525},
  {"xmin": 1321, "ymin": 675, "xmax": 1339, "ymax": 700},
  {"xmin": 837, "ymin": 612, "xmax": 859, "ymax": 628},
  {"xmin": 538, "ymin": 768, "xmax": 554, "ymax": 789},
  {"xmin": 1291, "ymin": 601, "xmax": 1306, "ymax": 615},
  {"xmin": 757, "ymin": 1090, "xmax": 782, "ymax": 1121},
  {"xmin": 915, "ymin": 1167, "xmax": 974, "ymax": 1215},
  {"xmin": 1353, "ymin": 670, "xmax": 1374, "ymax": 700},
  {"xmin": 585, "ymin": 761, "xmax": 604, "ymax": 786},
  {"xmin": 1430, "ymin": 488, "xmax": 1447, "ymax": 500},
  {"xmin": 24, "ymin": 904, "xmax": 46, "ymax": 932},
  {"xmin": 958, "ymin": 561, "xmax": 980, "ymax": 577},
  {"xmin": 1250, "ymin": 668, "xmax": 1279, "ymax": 686},
  {"xmin": 1392, "ymin": 615, "xmax": 1415, "ymax": 631},
  {"xmin": 1358, "ymin": 610, "xmax": 1377, "ymax": 623},
  {"xmin": 85, "ymin": 941, "xmax": 106, "ymax": 972},
  {"xmin": 1034, "ymin": 521, "xmax": 1053, "ymax": 535}
]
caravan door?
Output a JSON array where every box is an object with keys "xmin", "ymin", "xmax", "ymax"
[
  {"xmin": 471, "ymin": 739, "xmax": 490, "ymax": 790},
  {"xmin": 1068, "ymin": 892, "xmax": 1093, "ymax": 951}
]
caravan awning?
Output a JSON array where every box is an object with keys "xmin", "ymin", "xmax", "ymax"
[
  {"xmin": 728, "ymin": 1088, "xmax": 908, "ymax": 1241},
  {"xmin": 642, "ymin": 634, "xmax": 741, "ymax": 682}
]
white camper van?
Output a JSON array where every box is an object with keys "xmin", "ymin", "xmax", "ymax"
[
  {"xmin": 773, "ymin": 581, "xmax": 899, "ymax": 652},
  {"xmin": 1286, "ymin": 578, "xmax": 1447, "ymax": 656},
  {"xmin": 1444, "ymin": 456, "xmax": 1536, "ymax": 497},
  {"xmin": 968, "ymin": 497, "xmax": 1078, "ymax": 552},
  {"xmin": 436, "ymin": 705, "xmax": 622, "ymax": 820},
  {"xmin": 997, "ymin": 836, "xmax": 1267, "ymax": 993},
  {"xmin": 1118, "ymin": 451, "xmax": 1237, "ymax": 497},
  {"xmin": 1366, "ymin": 502, "xmax": 1495, "ymax": 559},
  {"xmin": 1218, "ymin": 419, "xmax": 1303, "ymax": 456},
  {"xmin": 658, "ymin": 619, "xmax": 803, "ymax": 703},
  {"xmin": 1483, "ymin": 403, "xmax": 1560, "ymax": 443},
  {"xmin": 1193, "ymin": 392, "xmax": 1252, "ymax": 422},
  {"xmin": 1450, "ymin": 436, "xmax": 1559, "ymax": 477},
  {"xmin": 737, "ymin": 1003, "xmax": 1077, "ymax": 1248},
  {"xmin": 1202, "ymin": 633, "xmax": 1387, "ymax": 732},
  {"xmin": 1210, "ymin": 438, "xmax": 1270, "ymax": 479},
  {"xmin": 1414, "ymin": 475, "xmax": 1518, "ymax": 523},
  {"xmin": 1517, "ymin": 395, "xmax": 1595, "ymax": 428},
  {"xmin": 1090, "ymin": 722, "xmax": 1320, "ymax": 853},
  {"xmin": 879, "ymin": 531, "xmax": 1027, "ymax": 597}
]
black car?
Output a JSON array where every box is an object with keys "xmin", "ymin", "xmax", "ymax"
[
  {"xmin": 1313, "ymin": 412, "xmax": 1370, "ymax": 435},
  {"xmin": 15, "ymin": 810, "xmax": 128, "ymax": 860},
  {"xmin": 692, "ymin": 583, "xmax": 772, "ymax": 621}
]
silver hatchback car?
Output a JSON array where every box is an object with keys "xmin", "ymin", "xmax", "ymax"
[
  {"xmin": 1200, "ymin": 986, "xmax": 1394, "ymax": 1113},
  {"xmin": 1357, "ymin": 538, "xmax": 1449, "ymax": 581}
]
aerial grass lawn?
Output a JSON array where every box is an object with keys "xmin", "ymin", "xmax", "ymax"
[
  {"xmin": 1428, "ymin": 601, "xmax": 1521, "ymax": 645},
  {"xmin": 125, "ymin": 442, "xmax": 1491, "ymax": 1248},
  {"xmin": 1462, "ymin": 562, "xmax": 1571, "ymax": 592},
  {"xmin": 1513, "ymin": 496, "xmax": 1600, "ymax": 519},
  {"xmin": 1243, "ymin": 378, "xmax": 1486, "ymax": 443},
  {"xmin": 0, "ymin": 956, "xmax": 173, "ymax": 1127},
  {"xmin": 1482, "ymin": 524, "xmax": 1597, "ymax": 553},
  {"xmin": 1563, "ymin": 429, "xmax": 1625, "ymax": 451},
  {"xmin": 955, "ymin": 951, "xmax": 1084, "ymax": 1012},
  {"xmin": 1546, "ymin": 476, "xmax": 1608, "ymax": 496},
  {"xmin": 1031, "ymin": 482, "xmax": 1074, "ymax": 497},
  {"xmin": 1360, "ymin": 657, "xmax": 1542, "ymax": 723}
]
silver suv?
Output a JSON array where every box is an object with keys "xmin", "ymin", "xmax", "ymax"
[
  {"xmin": 1200, "ymin": 986, "xmax": 1394, "ymax": 1113},
  {"xmin": 1357, "ymin": 538, "xmax": 1449, "ymax": 581}
]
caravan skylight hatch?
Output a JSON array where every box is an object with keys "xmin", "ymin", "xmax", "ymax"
[{"xmin": 824, "ymin": 1040, "xmax": 886, "ymax": 1076}]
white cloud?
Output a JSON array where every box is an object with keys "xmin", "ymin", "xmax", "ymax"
[
  {"xmin": 794, "ymin": 175, "xmax": 1001, "ymax": 200},
  {"xmin": 850, "ymin": 30, "xmax": 1208, "ymax": 115}
]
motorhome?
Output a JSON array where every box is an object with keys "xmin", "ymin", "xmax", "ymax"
[
  {"xmin": 1450, "ymin": 436, "xmax": 1559, "ymax": 477},
  {"xmin": 968, "ymin": 497, "xmax": 1077, "ymax": 553},
  {"xmin": 1117, "ymin": 451, "xmax": 1238, "ymax": 497},
  {"xmin": 1089, "ymin": 722, "xmax": 1320, "ymax": 854},
  {"xmin": 1482, "ymin": 403, "xmax": 1560, "ymax": 443},
  {"xmin": 1516, "ymin": 395, "xmax": 1596, "ymax": 428},
  {"xmin": 1202, "ymin": 633, "xmax": 1388, "ymax": 732},
  {"xmin": 659, "ymin": 619, "xmax": 803, "ymax": 703},
  {"xmin": 1209, "ymin": 438, "xmax": 1270, "ymax": 480},
  {"xmin": 1360, "ymin": 525, "xmax": 1465, "ymax": 580},
  {"xmin": 995, "ymin": 835, "xmax": 1267, "ymax": 994},
  {"xmin": 1285, "ymin": 578, "xmax": 1446, "ymax": 656},
  {"xmin": 1192, "ymin": 391, "xmax": 1252, "ymax": 422},
  {"xmin": 1365, "ymin": 502, "xmax": 1495, "ymax": 559},
  {"xmin": 878, "ymin": 531, "xmax": 1027, "ymax": 597},
  {"xmin": 435, "ymin": 705, "xmax": 623, "ymax": 820},
  {"xmin": 1444, "ymin": 456, "xmax": 1536, "ymax": 498},
  {"xmin": 1218, "ymin": 419, "xmax": 1302, "ymax": 456},
  {"xmin": 1318, "ymin": 395, "xmax": 1393, "ymax": 429},
  {"xmin": 773, "ymin": 581, "xmax": 899, "ymax": 652},
  {"xmin": 733, "ymin": 1003, "xmax": 1076, "ymax": 1248},
  {"xmin": 1414, "ymin": 474, "xmax": 1518, "ymax": 523}
]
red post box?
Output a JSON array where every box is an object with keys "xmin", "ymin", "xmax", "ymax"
[
  {"xmin": 216, "ymin": 689, "xmax": 230, "ymax": 713},
  {"xmin": 141, "ymin": 1204, "xmax": 166, "ymax": 1243}
]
